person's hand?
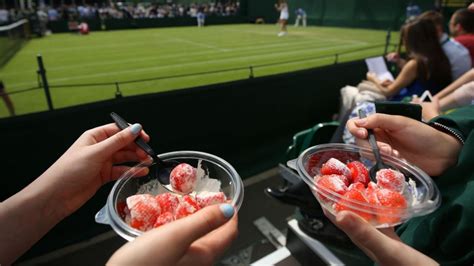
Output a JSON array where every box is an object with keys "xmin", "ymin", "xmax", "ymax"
[
  {"xmin": 366, "ymin": 72, "xmax": 381, "ymax": 85},
  {"xmin": 108, "ymin": 204, "xmax": 238, "ymax": 265},
  {"xmin": 41, "ymin": 123, "xmax": 150, "ymax": 218},
  {"xmin": 380, "ymin": 79, "xmax": 393, "ymax": 87},
  {"xmin": 346, "ymin": 114, "xmax": 462, "ymax": 176},
  {"xmin": 330, "ymin": 211, "xmax": 438, "ymax": 266},
  {"xmin": 385, "ymin": 52, "xmax": 400, "ymax": 63}
]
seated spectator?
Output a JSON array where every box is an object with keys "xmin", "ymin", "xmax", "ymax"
[
  {"xmin": 368, "ymin": 18, "xmax": 451, "ymax": 101},
  {"xmin": 417, "ymin": 11, "xmax": 471, "ymax": 80},
  {"xmin": 413, "ymin": 69, "xmax": 474, "ymax": 120},
  {"xmin": 449, "ymin": 8, "xmax": 474, "ymax": 65}
]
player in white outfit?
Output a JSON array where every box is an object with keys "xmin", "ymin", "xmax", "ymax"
[{"xmin": 275, "ymin": 0, "xmax": 289, "ymax": 36}]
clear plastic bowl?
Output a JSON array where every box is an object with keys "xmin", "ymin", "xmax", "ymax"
[
  {"xmin": 288, "ymin": 143, "xmax": 441, "ymax": 228},
  {"xmin": 95, "ymin": 150, "xmax": 244, "ymax": 241}
]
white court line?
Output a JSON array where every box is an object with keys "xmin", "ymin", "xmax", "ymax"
[
  {"xmin": 2, "ymin": 38, "xmax": 344, "ymax": 77},
  {"xmin": 8, "ymin": 42, "xmax": 366, "ymax": 89},
  {"xmin": 165, "ymin": 36, "xmax": 230, "ymax": 52}
]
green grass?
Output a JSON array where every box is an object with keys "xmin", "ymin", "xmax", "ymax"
[{"xmin": 0, "ymin": 24, "xmax": 398, "ymax": 118}]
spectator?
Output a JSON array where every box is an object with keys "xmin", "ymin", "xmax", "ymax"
[
  {"xmin": 413, "ymin": 69, "xmax": 474, "ymax": 120},
  {"xmin": 0, "ymin": 123, "xmax": 237, "ymax": 265},
  {"xmin": 449, "ymin": 8, "xmax": 474, "ymax": 64},
  {"xmin": 77, "ymin": 21, "xmax": 89, "ymax": 35},
  {"xmin": 0, "ymin": 80, "xmax": 15, "ymax": 116},
  {"xmin": 294, "ymin": 8, "xmax": 307, "ymax": 27},
  {"xmin": 345, "ymin": 106, "xmax": 473, "ymax": 265},
  {"xmin": 197, "ymin": 8, "xmax": 205, "ymax": 27},
  {"xmin": 417, "ymin": 11, "xmax": 471, "ymax": 80}
]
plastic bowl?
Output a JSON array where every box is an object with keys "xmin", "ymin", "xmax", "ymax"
[
  {"xmin": 95, "ymin": 151, "xmax": 244, "ymax": 241},
  {"xmin": 289, "ymin": 143, "xmax": 441, "ymax": 228}
]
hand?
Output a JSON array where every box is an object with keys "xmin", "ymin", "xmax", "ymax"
[
  {"xmin": 331, "ymin": 211, "xmax": 438, "ymax": 266},
  {"xmin": 366, "ymin": 72, "xmax": 380, "ymax": 85},
  {"xmin": 41, "ymin": 123, "xmax": 150, "ymax": 218},
  {"xmin": 380, "ymin": 79, "xmax": 393, "ymax": 87},
  {"xmin": 385, "ymin": 52, "xmax": 400, "ymax": 63},
  {"xmin": 346, "ymin": 114, "xmax": 462, "ymax": 176},
  {"xmin": 108, "ymin": 204, "xmax": 238, "ymax": 265}
]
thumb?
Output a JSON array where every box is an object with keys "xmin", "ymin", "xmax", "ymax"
[
  {"xmin": 169, "ymin": 203, "xmax": 235, "ymax": 247},
  {"xmin": 95, "ymin": 123, "xmax": 142, "ymax": 157},
  {"xmin": 335, "ymin": 211, "xmax": 396, "ymax": 263}
]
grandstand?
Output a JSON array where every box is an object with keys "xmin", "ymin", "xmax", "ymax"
[{"xmin": 1, "ymin": 0, "xmax": 472, "ymax": 265}]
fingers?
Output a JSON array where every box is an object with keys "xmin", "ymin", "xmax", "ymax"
[
  {"xmin": 93, "ymin": 123, "xmax": 143, "ymax": 157},
  {"xmin": 335, "ymin": 211, "xmax": 396, "ymax": 263},
  {"xmin": 349, "ymin": 113, "xmax": 412, "ymax": 132},
  {"xmin": 178, "ymin": 215, "xmax": 238, "ymax": 265},
  {"xmin": 108, "ymin": 165, "xmax": 149, "ymax": 181}
]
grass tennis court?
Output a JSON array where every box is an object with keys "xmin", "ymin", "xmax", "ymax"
[{"xmin": 0, "ymin": 24, "xmax": 398, "ymax": 118}]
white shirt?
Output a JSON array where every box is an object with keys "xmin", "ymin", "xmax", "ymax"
[{"xmin": 440, "ymin": 33, "xmax": 472, "ymax": 80}]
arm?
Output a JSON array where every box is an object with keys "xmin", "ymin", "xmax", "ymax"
[
  {"xmin": 434, "ymin": 69, "xmax": 474, "ymax": 100},
  {"xmin": 0, "ymin": 123, "xmax": 150, "ymax": 265},
  {"xmin": 331, "ymin": 211, "xmax": 438, "ymax": 266},
  {"xmin": 108, "ymin": 204, "xmax": 238, "ymax": 265},
  {"xmin": 367, "ymin": 60, "xmax": 418, "ymax": 97},
  {"xmin": 346, "ymin": 113, "xmax": 462, "ymax": 176}
]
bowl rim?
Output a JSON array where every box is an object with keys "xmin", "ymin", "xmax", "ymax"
[
  {"xmin": 104, "ymin": 150, "xmax": 244, "ymax": 240},
  {"xmin": 294, "ymin": 143, "xmax": 441, "ymax": 216}
]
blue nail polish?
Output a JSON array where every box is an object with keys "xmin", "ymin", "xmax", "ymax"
[
  {"xmin": 220, "ymin": 204, "xmax": 234, "ymax": 218},
  {"xmin": 130, "ymin": 123, "xmax": 142, "ymax": 135}
]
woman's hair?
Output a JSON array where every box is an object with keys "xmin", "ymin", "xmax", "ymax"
[{"xmin": 401, "ymin": 18, "xmax": 452, "ymax": 88}]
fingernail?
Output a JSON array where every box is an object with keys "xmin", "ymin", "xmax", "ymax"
[
  {"xmin": 130, "ymin": 123, "xmax": 142, "ymax": 135},
  {"xmin": 358, "ymin": 129, "xmax": 366, "ymax": 136},
  {"xmin": 381, "ymin": 145, "xmax": 390, "ymax": 154},
  {"xmin": 220, "ymin": 204, "xmax": 234, "ymax": 219}
]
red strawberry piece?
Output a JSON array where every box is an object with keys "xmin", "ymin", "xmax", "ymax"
[
  {"xmin": 116, "ymin": 201, "xmax": 127, "ymax": 219},
  {"xmin": 348, "ymin": 182, "xmax": 365, "ymax": 193},
  {"xmin": 156, "ymin": 193, "xmax": 180, "ymax": 214},
  {"xmin": 376, "ymin": 169, "xmax": 406, "ymax": 193},
  {"xmin": 320, "ymin": 158, "xmax": 351, "ymax": 185},
  {"xmin": 347, "ymin": 161, "xmax": 370, "ymax": 186},
  {"xmin": 126, "ymin": 194, "xmax": 161, "ymax": 231},
  {"xmin": 153, "ymin": 212, "xmax": 175, "ymax": 228},
  {"xmin": 170, "ymin": 163, "xmax": 197, "ymax": 194},
  {"xmin": 365, "ymin": 182, "xmax": 380, "ymax": 206},
  {"xmin": 175, "ymin": 195, "xmax": 200, "ymax": 219},
  {"xmin": 375, "ymin": 188, "xmax": 408, "ymax": 224},
  {"xmin": 196, "ymin": 192, "xmax": 227, "ymax": 208},
  {"xmin": 334, "ymin": 186, "xmax": 373, "ymax": 221},
  {"xmin": 315, "ymin": 174, "xmax": 348, "ymax": 203}
]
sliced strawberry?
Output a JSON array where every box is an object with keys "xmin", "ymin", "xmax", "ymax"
[
  {"xmin": 375, "ymin": 188, "xmax": 407, "ymax": 224},
  {"xmin": 153, "ymin": 212, "xmax": 175, "ymax": 228},
  {"xmin": 320, "ymin": 158, "xmax": 351, "ymax": 185},
  {"xmin": 347, "ymin": 161, "xmax": 370, "ymax": 186},
  {"xmin": 156, "ymin": 193, "xmax": 180, "ymax": 215},
  {"xmin": 376, "ymin": 169, "xmax": 406, "ymax": 193},
  {"xmin": 315, "ymin": 174, "xmax": 348, "ymax": 203},
  {"xmin": 334, "ymin": 186, "xmax": 373, "ymax": 221},
  {"xmin": 175, "ymin": 195, "xmax": 200, "ymax": 220},
  {"xmin": 348, "ymin": 182, "xmax": 365, "ymax": 193},
  {"xmin": 196, "ymin": 192, "xmax": 227, "ymax": 208}
]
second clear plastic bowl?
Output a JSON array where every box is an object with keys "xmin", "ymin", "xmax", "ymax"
[{"xmin": 289, "ymin": 143, "xmax": 441, "ymax": 228}]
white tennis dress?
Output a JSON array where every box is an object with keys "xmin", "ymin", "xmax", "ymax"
[{"xmin": 280, "ymin": 4, "xmax": 289, "ymax": 20}]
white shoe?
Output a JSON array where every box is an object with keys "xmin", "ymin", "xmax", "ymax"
[{"xmin": 277, "ymin": 31, "xmax": 287, "ymax": 37}]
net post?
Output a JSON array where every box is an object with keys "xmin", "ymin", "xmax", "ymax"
[
  {"xmin": 115, "ymin": 82, "xmax": 123, "ymax": 98},
  {"xmin": 36, "ymin": 54, "xmax": 54, "ymax": 111}
]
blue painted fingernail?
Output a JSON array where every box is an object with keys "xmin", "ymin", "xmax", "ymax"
[
  {"xmin": 220, "ymin": 204, "xmax": 234, "ymax": 218},
  {"xmin": 130, "ymin": 123, "xmax": 142, "ymax": 135}
]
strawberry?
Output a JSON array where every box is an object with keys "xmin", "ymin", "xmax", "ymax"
[
  {"xmin": 170, "ymin": 163, "xmax": 197, "ymax": 194},
  {"xmin": 375, "ymin": 188, "xmax": 408, "ymax": 224},
  {"xmin": 376, "ymin": 169, "xmax": 406, "ymax": 193},
  {"xmin": 153, "ymin": 212, "xmax": 175, "ymax": 228},
  {"xmin": 320, "ymin": 158, "xmax": 351, "ymax": 185},
  {"xmin": 196, "ymin": 192, "xmax": 227, "ymax": 208},
  {"xmin": 347, "ymin": 161, "xmax": 370, "ymax": 186},
  {"xmin": 315, "ymin": 174, "xmax": 348, "ymax": 203},
  {"xmin": 334, "ymin": 186, "xmax": 373, "ymax": 221},
  {"xmin": 128, "ymin": 200, "xmax": 161, "ymax": 231},
  {"xmin": 156, "ymin": 193, "xmax": 180, "ymax": 214},
  {"xmin": 348, "ymin": 182, "xmax": 365, "ymax": 193},
  {"xmin": 175, "ymin": 195, "xmax": 200, "ymax": 220}
]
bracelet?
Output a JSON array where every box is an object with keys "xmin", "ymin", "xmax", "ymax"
[{"xmin": 428, "ymin": 121, "xmax": 465, "ymax": 145}]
